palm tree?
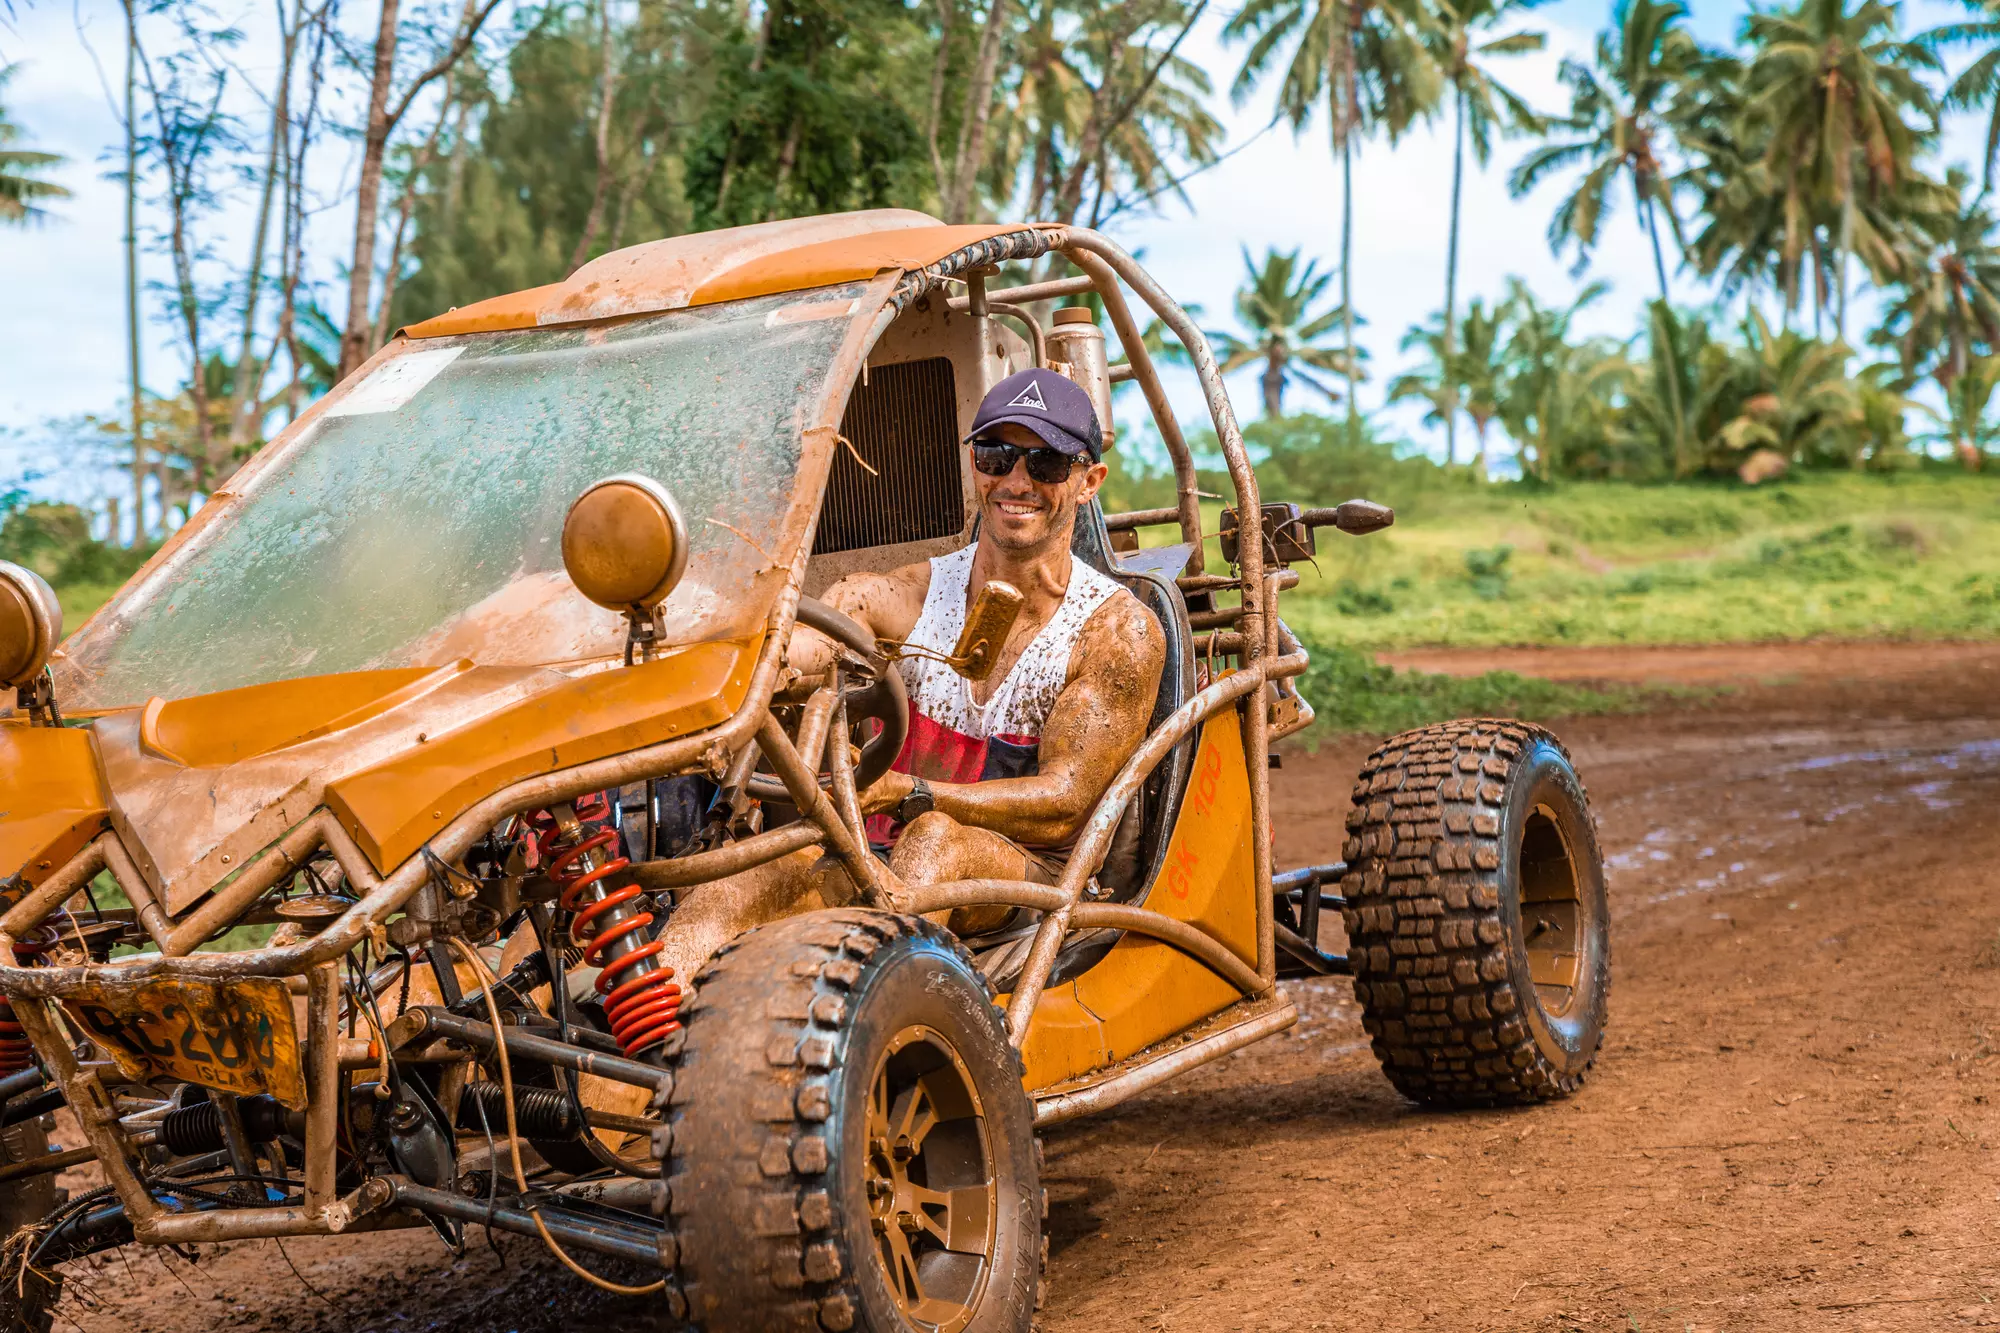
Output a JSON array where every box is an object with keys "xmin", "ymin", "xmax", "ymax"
[
  {"xmin": 1742, "ymin": 0, "xmax": 1937, "ymax": 339},
  {"xmin": 1873, "ymin": 169, "xmax": 2000, "ymax": 442},
  {"xmin": 1184, "ymin": 247, "xmax": 1360, "ymax": 418},
  {"xmin": 1497, "ymin": 277, "xmax": 1626, "ymax": 480},
  {"xmin": 1622, "ymin": 300, "xmax": 1729, "ymax": 477},
  {"xmin": 0, "ymin": 64, "xmax": 72, "ymax": 225},
  {"xmin": 1678, "ymin": 48, "xmax": 1790, "ymax": 310},
  {"xmin": 1919, "ymin": 1, "xmax": 2000, "ymax": 197},
  {"xmin": 1225, "ymin": 0, "xmax": 1442, "ymax": 439},
  {"xmin": 1389, "ymin": 314, "xmax": 1457, "ymax": 447},
  {"xmin": 988, "ymin": 0, "xmax": 1221, "ymax": 229},
  {"xmin": 1919, "ymin": 353, "xmax": 2000, "ymax": 466},
  {"xmin": 1508, "ymin": 0, "xmax": 1697, "ymax": 300},
  {"xmin": 1425, "ymin": 0, "xmax": 1547, "ymax": 466},
  {"xmin": 1453, "ymin": 297, "xmax": 1508, "ymax": 474}
]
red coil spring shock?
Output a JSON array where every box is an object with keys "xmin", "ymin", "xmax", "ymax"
[
  {"xmin": 532, "ymin": 794, "xmax": 681, "ymax": 1061},
  {"xmin": 0, "ymin": 931, "xmax": 53, "ymax": 1077}
]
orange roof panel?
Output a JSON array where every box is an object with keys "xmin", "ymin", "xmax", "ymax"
[{"xmin": 401, "ymin": 210, "xmax": 1039, "ymax": 340}]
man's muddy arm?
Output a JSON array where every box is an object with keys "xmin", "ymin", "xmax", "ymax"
[
  {"xmin": 784, "ymin": 563, "xmax": 931, "ymax": 691},
  {"xmin": 865, "ymin": 597, "xmax": 1166, "ymax": 847}
]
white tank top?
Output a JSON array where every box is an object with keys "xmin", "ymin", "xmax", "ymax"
[{"xmin": 899, "ymin": 544, "xmax": 1124, "ymax": 744}]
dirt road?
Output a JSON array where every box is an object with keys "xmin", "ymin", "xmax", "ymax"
[{"xmin": 48, "ymin": 644, "xmax": 2000, "ymax": 1333}]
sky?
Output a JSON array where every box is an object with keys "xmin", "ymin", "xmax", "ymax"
[{"xmin": 0, "ymin": 0, "xmax": 1986, "ymax": 514}]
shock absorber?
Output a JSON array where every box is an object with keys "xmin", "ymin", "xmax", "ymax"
[
  {"xmin": 535, "ymin": 794, "xmax": 680, "ymax": 1062},
  {"xmin": 0, "ymin": 930, "xmax": 53, "ymax": 1078}
]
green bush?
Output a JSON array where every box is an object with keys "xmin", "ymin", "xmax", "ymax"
[
  {"xmin": 1462, "ymin": 545, "xmax": 1514, "ymax": 600},
  {"xmin": 0, "ymin": 500, "xmax": 156, "ymax": 628}
]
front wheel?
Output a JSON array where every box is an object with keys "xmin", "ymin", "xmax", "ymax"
[
  {"xmin": 1341, "ymin": 719, "xmax": 1610, "ymax": 1107},
  {"xmin": 660, "ymin": 910, "xmax": 1043, "ymax": 1333}
]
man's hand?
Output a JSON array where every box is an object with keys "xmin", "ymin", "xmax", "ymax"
[
  {"xmin": 858, "ymin": 769, "xmax": 914, "ymax": 816},
  {"xmin": 787, "ymin": 566, "xmax": 931, "ymax": 685}
]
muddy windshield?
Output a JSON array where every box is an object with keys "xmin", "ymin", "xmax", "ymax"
[{"xmin": 55, "ymin": 284, "xmax": 869, "ymax": 711}]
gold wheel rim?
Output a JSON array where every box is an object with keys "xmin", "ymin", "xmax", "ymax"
[
  {"xmin": 864, "ymin": 1025, "xmax": 996, "ymax": 1333},
  {"xmin": 1519, "ymin": 802, "xmax": 1585, "ymax": 1017}
]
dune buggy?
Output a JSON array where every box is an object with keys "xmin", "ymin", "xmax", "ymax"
[{"xmin": 0, "ymin": 210, "xmax": 1610, "ymax": 1332}]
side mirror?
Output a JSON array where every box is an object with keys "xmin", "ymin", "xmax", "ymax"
[
  {"xmin": 0, "ymin": 561, "xmax": 61, "ymax": 689},
  {"xmin": 562, "ymin": 474, "xmax": 689, "ymax": 611},
  {"xmin": 948, "ymin": 580, "xmax": 1024, "ymax": 681}
]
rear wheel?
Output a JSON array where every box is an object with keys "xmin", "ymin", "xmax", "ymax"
[
  {"xmin": 1341, "ymin": 719, "xmax": 1610, "ymax": 1107},
  {"xmin": 659, "ymin": 909, "xmax": 1042, "ymax": 1333}
]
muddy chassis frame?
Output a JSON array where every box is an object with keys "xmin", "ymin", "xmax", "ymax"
[{"xmin": 0, "ymin": 229, "xmax": 1346, "ymax": 1267}]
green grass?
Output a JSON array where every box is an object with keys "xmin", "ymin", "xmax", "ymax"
[
  {"xmin": 1271, "ymin": 470, "xmax": 2000, "ymax": 649},
  {"xmin": 1289, "ymin": 632, "xmax": 1682, "ymax": 740}
]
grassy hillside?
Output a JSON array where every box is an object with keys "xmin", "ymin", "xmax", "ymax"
[{"xmin": 1258, "ymin": 471, "xmax": 2000, "ymax": 649}]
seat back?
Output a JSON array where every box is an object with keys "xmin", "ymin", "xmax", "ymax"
[{"xmin": 1067, "ymin": 502, "xmax": 1196, "ymax": 904}]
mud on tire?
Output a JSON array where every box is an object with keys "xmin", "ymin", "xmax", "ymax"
[
  {"xmin": 657, "ymin": 909, "xmax": 1043, "ymax": 1333},
  {"xmin": 1341, "ymin": 719, "xmax": 1610, "ymax": 1107}
]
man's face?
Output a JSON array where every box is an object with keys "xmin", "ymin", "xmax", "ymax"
[{"xmin": 971, "ymin": 421, "xmax": 1108, "ymax": 554}]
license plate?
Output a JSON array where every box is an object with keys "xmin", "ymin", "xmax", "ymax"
[{"xmin": 64, "ymin": 976, "xmax": 308, "ymax": 1109}]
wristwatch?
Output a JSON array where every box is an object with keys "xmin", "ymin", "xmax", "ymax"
[{"xmin": 897, "ymin": 775, "xmax": 936, "ymax": 825}]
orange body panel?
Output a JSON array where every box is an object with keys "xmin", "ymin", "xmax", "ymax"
[
  {"xmin": 140, "ymin": 667, "xmax": 444, "ymax": 768},
  {"xmin": 404, "ymin": 283, "xmax": 564, "ymax": 337},
  {"xmin": 400, "ymin": 214, "xmax": 1029, "ymax": 339},
  {"xmin": 684, "ymin": 224, "xmax": 1021, "ymax": 306},
  {"xmin": 1017, "ymin": 716, "xmax": 1259, "ymax": 1090},
  {"xmin": 326, "ymin": 637, "xmax": 759, "ymax": 871},
  {"xmin": 0, "ymin": 725, "xmax": 111, "ymax": 889}
]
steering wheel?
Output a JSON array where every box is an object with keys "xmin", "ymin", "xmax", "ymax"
[{"xmin": 761, "ymin": 597, "xmax": 909, "ymax": 795}]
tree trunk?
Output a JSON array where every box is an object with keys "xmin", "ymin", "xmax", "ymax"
[
  {"xmin": 1442, "ymin": 84, "xmax": 1464, "ymax": 467},
  {"xmin": 1341, "ymin": 134, "xmax": 1357, "ymax": 446},
  {"xmin": 766, "ymin": 119, "xmax": 801, "ymax": 221},
  {"xmin": 1331, "ymin": 0, "xmax": 1358, "ymax": 446},
  {"xmin": 714, "ymin": 0, "xmax": 775, "ymax": 220},
  {"xmin": 337, "ymin": 0, "xmax": 404, "ymax": 382},
  {"xmin": 124, "ymin": 0, "xmax": 144, "ymax": 545},
  {"xmin": 569, "ymin": 0, "xmax": 621, "ymax": 272},
  {"xmin": 1640, "ymin": 175, "xmax": 1669, "ymax": 301},
  {"xmin": 1263, "ymin": 347, "xmax": 1285, "ymax": 418},
  {"xmin": 371, "ymin": 202, "xmax": 414, "ymax": 352},
  {"xmin": 1836, "ymin": 181, "xmax": 1853, "ymax": 344},
  {"xmin": 925, "ymin": 0, "xmax": 954, "ymax": 195},
  {"xmin": 944, "ymin": 0, "xmax": 1009, "ymax": 222},
  {"xmin": 224, "ymin": 4, "xmax": 296, "ymax": 453}
]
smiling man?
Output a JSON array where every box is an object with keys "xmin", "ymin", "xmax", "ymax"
[{"xmin": 793, "ymin": 367, "xmax": 1166, "ymax": 915}]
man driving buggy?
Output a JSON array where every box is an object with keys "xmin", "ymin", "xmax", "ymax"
[
  {"xmin": 646, "ymin": 367, "xmax": 1164, "ymax": 969},
  {"xmin": 792, "ymin": 368, "xmax": 1166, "ymax": 921}
]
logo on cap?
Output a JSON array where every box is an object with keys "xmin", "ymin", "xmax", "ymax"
[{"xmin": 1005, "ymin": 378, "xmax": 1048, "ymax": 412}]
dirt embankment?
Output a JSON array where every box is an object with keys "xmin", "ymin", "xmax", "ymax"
[{"xmin": 45, "ymin": 647, "xmax": 2000, "ymax": 1333}]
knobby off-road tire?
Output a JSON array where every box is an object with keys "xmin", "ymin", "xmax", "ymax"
[
  {"xmin": 658, "ymin": 909, "xmax": 1043, "ymax": 1333},
  {"xmin": 1341, "ymin": 719, "xmax": 1610, "ymax": 1107},
  {"xmin": 0, "ymin": 1119, "xmax": 60, "ymax": 1333}
]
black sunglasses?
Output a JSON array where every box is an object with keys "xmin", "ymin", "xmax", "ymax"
[{"xmin": 970, "ymin": 440, "xmax": 1085, "ymax": 484}]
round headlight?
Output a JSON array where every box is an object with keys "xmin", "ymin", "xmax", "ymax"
[
  {"xmin": 561, "ymin": 474, "xmax": 689, "ymax": 612},
  {"xmin": 0, "ymin": 561, "xmax": 61, "ymax": 690}
]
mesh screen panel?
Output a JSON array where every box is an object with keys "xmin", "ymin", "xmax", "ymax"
[{"xmin": 813, "ymin": 357, "xmax": 964, "ymax": 555}]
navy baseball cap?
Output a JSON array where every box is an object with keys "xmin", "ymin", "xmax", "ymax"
[{"xmin": 967, "ymin": 369, "xmax": 1102, "ymax": 460}]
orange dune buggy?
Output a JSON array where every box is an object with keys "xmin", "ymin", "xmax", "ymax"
[{"xmin": 0, "ymin": 210, "xmax": 1609, "ymax": 1332}]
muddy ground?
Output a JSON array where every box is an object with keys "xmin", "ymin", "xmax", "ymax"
[{"xmin": 44, "ymin": 642, "xmax": 2000, "ymax": 1332}]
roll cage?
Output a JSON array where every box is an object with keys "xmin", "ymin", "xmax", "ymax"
[{"xmin": 0, "ymin": 224, "xmax": 1330, "ymax": 1252}]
